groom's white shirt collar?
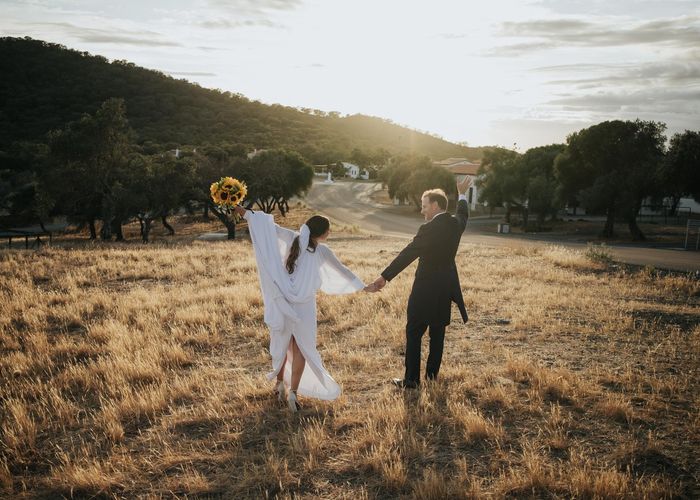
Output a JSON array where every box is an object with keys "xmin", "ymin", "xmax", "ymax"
[
  {"xmin": 430, "ymin": 194, "xmax": 467, "ymax": 221},
  {"xmin": 431, "ymin": 210, "xmax": 447, "ymax": 221}
]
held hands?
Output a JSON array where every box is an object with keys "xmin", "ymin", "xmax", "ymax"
[
  {"xmin": 233, "ymin": 205, "xmax": 246, "ymax": 217},
  {"xmin": 363, "ymin": 276, "xmax": 387, "ymax": 293},
  {"xmin": 456, "ymin": 176, "xmax": 472, "ymax": 195}
]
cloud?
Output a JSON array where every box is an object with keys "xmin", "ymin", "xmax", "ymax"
[
  {"xmin": 192, "ymin": 0, "xmax": 301, "ymax": 31},
  {"xmin": 534, "ymin": 0, "xmax": 699, "ymax": 18},
  {"xmin": 489, "ymin": 15, "xmax": 700, "ymax": 55},
  {"xmin": 547, "ymin": 87, "xmax": 700, "ymax": 114},
  {"xmin": 78, "ymin": 33, "xmax": 180, "ymax": 46},
  {"xmin": 533, "ymin": 63, "xmax": 627, "ymax": 73},
  {"xmin": 486, "ymin": 41, "xmax": 557, "ymax": 56},
  {"xmin": 542, "ymin": 62, "xmax": 700, "ymax": 87},
  {"xmin": 205, "ymin": 0, "xmax": 302, "ymax": 16},
  {"xmin": 25, "ymin": 21, "xmax": 180, "ymax": 47},
  {"xmin": 196, "ymin": 18, "xmax": 281, "ymax": 29}
]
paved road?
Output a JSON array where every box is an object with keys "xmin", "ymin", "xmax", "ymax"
[{"xmin": 306, "ymin": 180, "xmax": 700, "ymax": 273}]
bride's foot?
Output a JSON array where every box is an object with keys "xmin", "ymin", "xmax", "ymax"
[
  {"xmin": 287, "ymin": 390, "xmax": 301, "ymax": 412},
  {"xmin": 275, "ymin": 380, "xmax": 286, "ymax": 402}
]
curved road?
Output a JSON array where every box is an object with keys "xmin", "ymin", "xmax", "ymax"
[{"xmin": 306, "ymin": 180, "xmax": 700, "ymax": 273}]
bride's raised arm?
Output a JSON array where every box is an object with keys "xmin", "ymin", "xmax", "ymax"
[
  {"xmin": 239, "ymin": 206, "xmax": 296, "ymax": 249},
  {"xmin": 317, "ymin": 244, "xmax": 364, "ymax": 294}
]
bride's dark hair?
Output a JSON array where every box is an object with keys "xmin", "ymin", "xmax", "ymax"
[{"xmin": 286, "ymin": 215, "xmax": 330, "ymax": 274}]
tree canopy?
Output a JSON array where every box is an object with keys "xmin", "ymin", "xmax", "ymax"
[
  {"xmin": 555, "ymin": 120, "xmax": 666, "ymax": 239},
  {"xmin": 476, "ymin": 148, "xmax": 522, "ymax": 222},
  {"xmin": 663, "ymin": 131, "xmax": 700, "ymax": 210}
]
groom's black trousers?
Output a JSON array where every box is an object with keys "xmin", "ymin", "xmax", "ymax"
[{"xmin": 404, "ymin": 318, "xmax": 446, "ymax": 384}]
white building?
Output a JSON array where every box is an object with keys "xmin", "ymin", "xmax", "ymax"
[
  {"xmin": 341, "ymin": 162, "xmax": 361, "ymax": 178},
  {"xmin": 434, "ymin": 158, "xmax": 482, "ymax": 210},
  {"xmin": 247, "ymin": 148, "xmax": 267, "ymax": 159},
  {"xmin": 640, "ymin": 196, "xmax": 700, "ymax": 216}
]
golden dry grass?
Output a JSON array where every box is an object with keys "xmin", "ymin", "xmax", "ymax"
[{"xmin": 1, "ymin": 212, "xmax": 698, "ymax": 498}]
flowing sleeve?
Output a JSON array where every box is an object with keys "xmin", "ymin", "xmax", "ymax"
[
  {"xmin": 274, "ymin": 224, "xmax": 297, "ymax": 259},
  {"xmin": 243, "ymin": 210, "xmax": 300, "ymax": 329},
  {"xmin": 317, "ymin": 244, "xmax": 364, "ymax": 294},
  {"xmin": 245, "ymin": 210, "xmax": 297, "ymax": 260}
]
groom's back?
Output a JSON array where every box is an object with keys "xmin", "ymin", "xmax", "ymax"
[{"xmin": 414, "ymin": 213, "xmax": 463, "ymax": 279}]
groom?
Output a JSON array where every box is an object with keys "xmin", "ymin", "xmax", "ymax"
[{"xmin": 369, "ymin": 177, "xmax": 471, "ymax": 388}]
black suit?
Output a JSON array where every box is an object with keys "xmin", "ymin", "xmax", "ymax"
[{"xmin": 381, "ymin": 199, "xmax": 469, "ymax": 384}]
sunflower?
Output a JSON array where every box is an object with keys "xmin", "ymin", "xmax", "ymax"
[
  {"xmin": 230, "ymin": 179, "xmax": 247, "ymax": 197},
  {"xmin": 211, "ymin": 176, "xmax": 247, "ymax": 214},
  {"xmin": 222, "ymin": 176, "xmax": 236, "ymax": 191}
]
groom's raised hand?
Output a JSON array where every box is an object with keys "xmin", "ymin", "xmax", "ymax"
[{"xmin": 457, "ymin": 176, "xmax": 472, "ymax": 195}]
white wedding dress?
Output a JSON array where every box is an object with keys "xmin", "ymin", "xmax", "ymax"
[{"xmin": 244, "ymin": 210, "xmax": 364, "ymax": 400}]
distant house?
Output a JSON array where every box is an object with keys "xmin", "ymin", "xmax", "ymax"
[
  {"xmin": 678, "ymin": 197, "xmax": 700, "ymax": 214},
  {"xmin": 314, "ymin": 162, "xmax": 368, "ymax": 180},
  {"xmin": 434, "ymin": 158, "xmax": 482, "ymax": 209},
  {"xmin": 639, "ymin": 196, "xmax": 700, "ymax": 217},
  {"xmin": 341, "ymin": 162, "xmax": 361, "ymax": 179},
  {"xmin": 247, "ymin": 148, "xmax": 267, "ymax": 159}
]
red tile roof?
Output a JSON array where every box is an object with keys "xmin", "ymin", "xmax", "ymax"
[{"xmin": 433, "ymin": 158, "xmax": 481, "ymax": 175}]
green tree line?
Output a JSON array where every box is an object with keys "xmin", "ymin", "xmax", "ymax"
[
  {"xmin": 476, "ymin": 120, "xmax": 700, "ymax": 239},
  {"xmin": 0, "ymin": 99, "xmax": 315, "ymax": 241}
]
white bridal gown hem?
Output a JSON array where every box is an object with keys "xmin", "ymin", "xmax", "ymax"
[{"xmin": 244, "ymin": 210, "xmax": 363, "ymax": 401}]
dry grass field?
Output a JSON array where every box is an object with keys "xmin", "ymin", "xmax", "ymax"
[{"xmin": 1, "ymin": 210, "xmax": 699, "ymax": 498}]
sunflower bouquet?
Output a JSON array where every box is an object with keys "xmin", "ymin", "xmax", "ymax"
[{"xmin": 210, "ymin": 176, "xmax": 248, "ymax": 221}]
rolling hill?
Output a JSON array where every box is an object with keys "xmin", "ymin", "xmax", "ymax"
[{"xmin": 0, "ymin": 37, "xmax": 484, "ymax": 163}]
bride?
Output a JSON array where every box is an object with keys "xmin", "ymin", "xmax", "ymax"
[{"xmin": 234, "ymin": 205, "xmax": 367, "ymax": 412}]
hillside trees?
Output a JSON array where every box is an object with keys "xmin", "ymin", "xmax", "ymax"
[
  {"xmin": 2, "ymin": 95, "xmax": 316, "ymax": 242},
  {"xmin": 382, "ymin": 155, "xmax": 431, "ymax": 205},
  {"xmin": 0, "ymin": 142, "xmax": 50, "ymax": 227},
  {"xmin": 476, "ymin": 148, "xmax": 522, "ymax": 223},
  {"xmin": 191, "ymin": 146, "xmax": 247, "ymax": 240},
  {"xmin": 662, "ymin": 131, "xmax": 700, "ymax": 212},
  {"xmin": 519, "ymin": 144, "xmax": 566, "ymax": 230},
  {"xmin": 47, "ymin": 98, "xmax": 133, "ymax": 239},
  {"xmin": 245, "ymin": 150, "xmax": 314, "ymax": 215},
  {"xmin": 404, "ymin": 166, "xmax": 458, "ymax": 208},
  {"xmin": 43, "ymin": 98, "xmax": 200, "ymax": 241},
  {"xmin": 555, "ymin": 120, "xmax": 666, "ymax": 240},
  {"xmin": 380, "ymin": 155, "xmax": 456, "ymax": 209},
  {"xmin": 134, "ymin": 154, "xmax": 198, "ymax": 243},
  {"xmin": 191, "ymin": 148, "xmax": 314, "ymax": 240},
  {"xmin": 0, "ymin": 37, "xmax": 481, "ymax": 161}
]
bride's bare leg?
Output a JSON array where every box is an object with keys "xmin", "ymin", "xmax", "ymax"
[
  {"xmin": 276, "ymin": 353, "xmax": 287, "ymax": 382},
  {"xmin": 290, "ymin": 336, "xmax": 306, "ymax": 392},
  {"xmin": 273, "ymin": 351, "xmax": 288, "ymax": 402}
]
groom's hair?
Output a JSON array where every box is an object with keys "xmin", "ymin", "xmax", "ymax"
[{"xmin": 422, "ymin": 189, "xmax": 448, "ymax": 210}]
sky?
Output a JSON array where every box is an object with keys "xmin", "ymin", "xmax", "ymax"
[{"xmin": 1, "ymin": 0, "xmax": 699, "ymax": 150}]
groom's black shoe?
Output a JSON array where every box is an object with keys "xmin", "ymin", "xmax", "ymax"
[{"xmin": 392, "ymin": 378, "xmax": 419, "ymax": 389}]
